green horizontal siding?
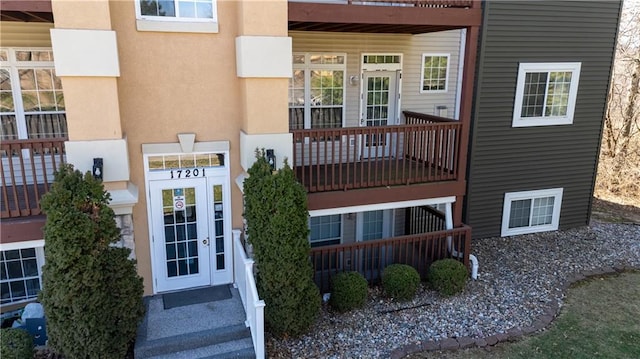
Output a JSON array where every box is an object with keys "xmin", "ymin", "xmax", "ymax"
[{"xmin": 465, "ymin": 0, "xmax": 622, "ymax": 239}]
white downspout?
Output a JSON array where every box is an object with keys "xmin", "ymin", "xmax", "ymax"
[{"xmin": 445, "ymin": 203, "xmax": 478, "ymax": 279}]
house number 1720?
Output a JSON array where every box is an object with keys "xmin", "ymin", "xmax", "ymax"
[{"xmin": 170, "ymin": 168, "xmax": 205, "ymax": 179}]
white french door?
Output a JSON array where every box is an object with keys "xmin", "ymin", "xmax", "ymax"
[
  {"xmin": 149, "ymin": 176, "xmax": 232, "ymax": 292},
  {"xmin": 150, "ymin": 179, "xmax": 210, "ymax": 292},
  {"xmin": 361, "ymin": 71, "xmax": 399, "ymax": 159}
]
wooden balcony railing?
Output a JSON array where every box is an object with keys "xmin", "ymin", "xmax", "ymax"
[
  {"xmin": 346, "ymin": 0, "xmax": 474, "ymax": 7},
  {"xmin": 310, "ymin": 225, "xmax": 471, "ymax": 292},
  {"xmin": 291, "ymin": 114, "xmax": 462, "ymax": 193},
  {"xmin": 1, "ymin": 137, "xmax": 66, "ymax": 218}
]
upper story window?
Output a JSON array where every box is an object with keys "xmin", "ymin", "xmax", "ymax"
[
  {"xmin": 289, "ymin": 53, "xmax": 346, "ymax": 131},
  {"xmin": 421, "ymin": 54, "xmax": 449, "ymax": 93},
  {"xmin": 0, "ymin": 48, "xmax": 67, "ymax": 141},
  {"xmin": 513, "ymin": 62, "xmax": 581, "ymax": 127},
  {"xmin": 135, "ymin": 0, "xmax": 219, "ymax": 33}
]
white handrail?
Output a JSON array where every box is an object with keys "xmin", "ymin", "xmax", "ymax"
[{"xmin": 233, "ymin": 229, "xmax": 265, "ymax": 359}]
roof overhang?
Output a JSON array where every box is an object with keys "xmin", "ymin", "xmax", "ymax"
[
  {"xmin": 1, "ymin": 0, "xmax": 53, "ymax": 23},
  {"xmin": 288, "ymin": 1, "xmax": 482, "ymax": 34}
]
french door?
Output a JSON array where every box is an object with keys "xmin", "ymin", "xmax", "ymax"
[{"xmin": 361, "ymin": 71, "xmax": 399, "ymax": 159}]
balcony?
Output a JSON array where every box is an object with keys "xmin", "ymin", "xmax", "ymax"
[
  {"xmin": 289, "ymin": 0, "xmax": 481, "ymax": 34},
  {"xmin": 292, "ymin": 112, "xmax": 462, "ymax": 194},
  {"xmin": 1, "ymin": 137, "xmax": 66, "ymax": 219},
  {"xmin": 310, "ymin": 205, "xmax": 470, "ymax": 292}
]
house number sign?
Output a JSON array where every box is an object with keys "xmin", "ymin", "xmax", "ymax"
[{"xmin": 170, "ymin": 168, "xmax": 206, "ymax": 179}]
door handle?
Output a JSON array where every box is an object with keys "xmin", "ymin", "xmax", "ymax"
[{"xmin": 203, "ymin": 238, "xmax": 209, "ymax": 246}]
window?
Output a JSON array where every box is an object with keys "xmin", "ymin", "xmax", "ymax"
[
  {"xmin": 1, "ymin": 245, "xmax": 45, "ymax": 305},
  {"xmin": 309, "ymin": 214, "xmax": 341, "ymax": 247},
  {"xmin": 501, "ymin": 188, "xmax": 563, "ymax": 236},
  {"xmin": 513, "ymin": 62, "xmax": 581, "ymax": 127},
  {"xmin": 420, "ymin": 54, "xmax": 449, "ymax": 93},
  {"xmin": 135, "ymin": 0, "xmax": 219, "ymax": 33},
  {"xmin": 289, "ymin": 53, "xmax": 345, "ymax": 130},
  {"xmin": 0, "ymin": 48, "xmax": 67, "ymax": 141}
]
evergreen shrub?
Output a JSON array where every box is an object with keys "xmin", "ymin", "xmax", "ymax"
[
  {"xmin": 330, "ymin": 271, "xmax": 368, "ymax": 312},
  {"xmin": 0, "ymin": 328, "xmax": 33, "ymax": 359},
  {"xmin": 428, "ymin": 258, "xmax": 468, "ymax": 296},
  {"xmin": 243, "ymin": 151, "xmax": 320, "ymax": 337},
  {"xmin": 39, "ymin": 165, "xmax": 144, "ymax": 359},
  {"xmin": 382, "ymin": 264, "xmax": 421, "ymax": 301}
]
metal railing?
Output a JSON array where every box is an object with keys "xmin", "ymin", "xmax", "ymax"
[
  {"xmin": 1, "ymin": 137, "xmax": 66, "ymax": 218},
  {"xmin": 291, "ymin": 116, "xmax": 462, "ymax": 193},
  {"xmin": 309, "ymin": 225, "xmax": 471, "ymax": 292}
]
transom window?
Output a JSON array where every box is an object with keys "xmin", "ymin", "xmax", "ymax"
[
  {"xmin": 1, "ymin": 48, "xmax": 67, "ymax": 141},
  {"xmin": 289, "ymin": 53, "xmax": 346, "ymax": 130},
  {"xmin": 421, "ymin": 54, "xmax": 450, "ymax": 92},
  {"xmin": 147, "ymin": 153, "xmax": 224, "ymax": 170},
  {"xmin": 1, "ymin": 246, "xmax": 44, "ymax": 305},
  {"xmin": 513, "ymin": 62, "xmax": 581, "ymax": 127},
  {"xmin": 501, "ymin": 188, "xmax": 563, "ymax": 236},
  {"xmin": 309, "ymin": 214, "xmax": 341, "ymax": 247},
  {"xmin": 137, "ymin": 0, "xmax": 216, "ymax": 20}
]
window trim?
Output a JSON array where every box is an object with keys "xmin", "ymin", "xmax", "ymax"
[
  {"xmin": 420, "ymin": 53, "xmax": 450, "ymax": 94},
  {"xmin": 512, "ymin": 62, "xmax": 581, "ymax": 127},
  {"xmin": 0, "ymin": 47, "xmax": 66, "ymax": 140},
  {"xmin": 134, "ymin": 0, "xmax": 219, "ymax": 33},
  {"xmin": 0, "ymin": 240, "xmax": 45, "ymax": 305},
  {"xmin": 309, "ymin": 214, "xmax": 343, "ymax": 248},
  {"xmin": 501, "ymin": 188, "xmax": 563, "ymax": 237},
  {"xmin": 290, "ymin": 52, "xmax": 347, "ymax": 130}
]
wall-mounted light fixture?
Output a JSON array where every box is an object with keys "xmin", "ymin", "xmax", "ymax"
[
  {"xmin": 92, "ymin": 158, "xmax": 103, "ymax": 181},
  {"xmin": 266, "ymin": 149, "xmax": 276, "ymax": 171},
  {"xmin": 349, "ymin": 75, "xmax": 359, "ymax": 86}
]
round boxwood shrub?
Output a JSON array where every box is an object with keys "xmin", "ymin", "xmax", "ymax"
[
  {"xmin": 1, "ymin": 328, "xmax": 33, "ymax": 359},
  {"xmin": 382, "ymin": 264, "xmax": 421, "ymax": 301},
  {"xmin": 428, "ymin": 258, "xmax": 468, "ymax": 296},
  {"xmin": 330, "ymin": 271, "xmax": 368, "ymax": 312}
]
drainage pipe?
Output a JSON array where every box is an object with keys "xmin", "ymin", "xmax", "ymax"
[{"xmin": 445, "ymin": 203, "xmax": 479, "ymax": 280}]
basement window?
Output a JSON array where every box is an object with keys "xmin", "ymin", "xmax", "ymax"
[{"xmin": 501, "ymin": 188, "xmax": 563, "ymax": 236}]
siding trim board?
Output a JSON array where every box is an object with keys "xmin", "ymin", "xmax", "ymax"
[{"xmin": 465, "ymin": 0, "xmax": 622, "ymax": 239}]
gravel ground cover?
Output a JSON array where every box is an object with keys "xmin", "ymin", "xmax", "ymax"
[{"xmin": 267, "ymin": 223, "xmax": 640, "ymax": 358}]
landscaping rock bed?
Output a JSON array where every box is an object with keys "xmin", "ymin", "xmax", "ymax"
[{"xmin": 266, "ymin": 223, "xmax": 640, "ymax": 358}]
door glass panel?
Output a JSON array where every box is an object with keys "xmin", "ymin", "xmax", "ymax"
[
  {"xmin": 162, "ymin": 186, "xmax": 200, "ymax": 277},
  {"xmin": 213, "ymin": 184, "xmax": 225, "ymax": 270},
  {"xmin": 362, "ymin": 210, "xmax": 384, "ymax": 241}
]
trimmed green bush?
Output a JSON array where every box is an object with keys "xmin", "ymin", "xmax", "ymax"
[
  {"xmin": 39, "ymin": 165, "xmax": 144, "ymax": 359},
  {"xmin": 330, "ymin": 271, "xmax": 368, "ymax": 312},
  {"xmin": 382, "ymin": 264, "xmax": 421, "ymax": 301},
  {"xmin": 428, "ymin": 258, "xmax": 468, "ymax": 296},
  {"xmin": 243, "ymin": 151, "xmax": 320, "ymax": 337},
  {"xmin": 0, "ymin": 328, "xmax": 33, "ymax": 359}
]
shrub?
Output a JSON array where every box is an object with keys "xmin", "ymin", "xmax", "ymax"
[
  {"xmin": 382, "ymin": 264, "xmax": 421, "ymax": 301},
  {"xmin": 39, "ymin": 165, "xmax": 145, "ymax": 359},
  {"xmin": 428, "ymin": 258, "xmax": 468, "ymax": 296},
  {"xmin": 330, "ymin": 272, "xmax": 368, "ymax": 312},
  {"xmin": 0, "ymin": 328, "xmax": 33, "ymax": 359},
  {"xmin": 243, "ymin": 151, "xmax": 320, "ymax": 337}
]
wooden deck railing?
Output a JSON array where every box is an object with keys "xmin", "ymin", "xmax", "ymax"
[
  {"xmin": 291, "ymin": 116, "xmax": 462, "ymax": 193},
  {"xmin": 310, "ymin": 225, "xmax": 471, "ymax": 292},
  {"xmin": 1, "ymin": 137, "xmax": 66, "ymax": 218},
  {"xmin": 405, "ymin": 205, "xmax": 446, "ymax": 235},
  {"xmin": 346, "ymin": 0, "xmax": 474, "ymax": 8}
]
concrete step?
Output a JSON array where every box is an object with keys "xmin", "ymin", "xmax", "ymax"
[
  {"xmin": 134, "ymin": 323, "xmax": 252, "ymax": 359},
  {"xmin": 149, "ymin": 337, "xmax": 255, "ymax": 359}
]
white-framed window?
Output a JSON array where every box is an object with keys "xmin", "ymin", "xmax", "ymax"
[
  {"xmin": 420, "ymin": 53, "xmax": 450, "ymax": 93},
  {"xmin": 0, "ymin": 241, "xmax": 45, "ymax": 305},
  {"xmin": 289, "ymin": 53, "xmax": 346, "ymax": 131},
  {"xmin": 135, "ymin": 0, "xmax": 219, "ymax": 33},
  {"xmin": 501, "ymin": 188, "xmax": 563, "ymax": 236},
  {"xmin": 512, "ymin": 62, "xmax": 581, "ymax": 127},
  {"xmin": 0, "ymin": 48, "xmax": 67, "ymax": 141},
  {"xmin": 309, "ymin": 214, "xmax": 342, "ymax": 247}
]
